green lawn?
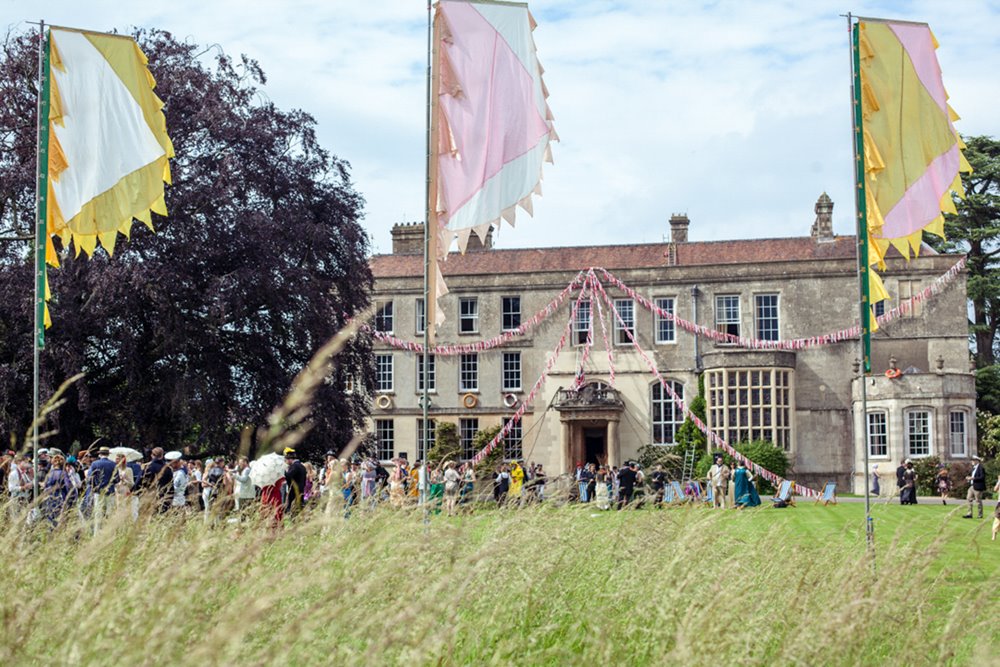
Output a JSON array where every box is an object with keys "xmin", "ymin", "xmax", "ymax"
[{"xmin": 1, "ymin": 501, "xmax": 996, "ymax": 665}]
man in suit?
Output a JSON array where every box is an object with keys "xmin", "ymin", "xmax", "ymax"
[
  {"xmin": 141, "ymin": 447, "xmax": 173, "ymax": 513},
  {"xmin": 88, "ymin": 447, "xmax": 117, "ymax": 532},
  {"xmin": 617, "ymin": 461, "xmax": 638, "ymax": 509},
  {"xmin": 963, "ymin": 455, "xmax": 986, "ymax": 519},
  {"xmin": 283, "ymin": 448, "xmax": 307, "ymax": 517}
]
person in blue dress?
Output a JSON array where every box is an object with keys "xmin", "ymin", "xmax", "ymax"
[
  {"xmin": 732, "ymin": 461, "xmax": 761, "ymax": 508},
  {"xmin": 42, "ymin": 451, "xmax": 73, "ymax": 527}
]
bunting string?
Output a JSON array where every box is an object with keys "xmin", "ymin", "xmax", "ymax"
[
  {"xmin": 597, "ymin": 257, "xmax": 966, "ymax": 352},
  {"xmin": 467, "ymin": 275, "xmax": 593, "ymax": 467},
  {"xmin": 591, "ymin": 274, "xmax": 820, "ymax": 498},
  {"xmin": 371, "ymin": 259, "xmax": 965, "ymax": 357}
]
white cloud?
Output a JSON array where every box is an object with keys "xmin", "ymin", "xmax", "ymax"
[{"xmin": 10, "ymin": 0, "xmax": 999, "ymax": 254}]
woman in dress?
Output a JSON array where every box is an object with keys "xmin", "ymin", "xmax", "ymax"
[
  {"xmin": 442, "ymin": 461, "xmax": 461, "ymax": 516},
  {"xmin": 594, "ymin": 466, "xmax": 611, "ymax": 510},
  {"xmin": 112, "ymin": 453, "xmax": 135, "ymax": 520},
  {"xmin": 901, "ymin": 462, "xmax": 918, "ymax": 505},
  {"xmin": 460, "ymin": 464, "xmax": 476, "ymax": 505},
  {"xmin": 494, "ymin": 465, "xmax": 510, "ymax": 506},
  {"xmin": 389, "ymin": 459, "xmax": 406, "ymax": 507},
  {"xmin": 509, "ymin": 461, "xmax": 525, "ymax": 501},
  {"xmin": 935, "ymin": 466, "xmax": 950, "ymax": 505},
  {"xmin": 732, "ymin": 461, "xmax": 761, "ymax": 508},
  {"xmin": 361, "ymin": 462, "xmax": 378, "ymax": 507},
  {"xmin": 871, "ymin": 464, "xmax": 881, "ymax": 498}
]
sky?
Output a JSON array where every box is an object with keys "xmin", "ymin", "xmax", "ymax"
[{"xmin": 5, "ymin": 0, "xmax": 999, "ymax": 255}]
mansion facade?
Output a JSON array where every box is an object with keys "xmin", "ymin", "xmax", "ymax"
[{"xmin": 367, "ymin": 195, "xmax": 976, "ymax": 491}]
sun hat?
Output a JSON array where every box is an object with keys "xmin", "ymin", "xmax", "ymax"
[{"xmin": 165, "ymin": 451, "xmax": 183, "ymax": 461}]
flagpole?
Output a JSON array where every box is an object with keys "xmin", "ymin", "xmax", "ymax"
[
  {"xmin": 847, "ymin": 12, "xmax": 875, "ymax": 559},
  {"xmin": 32, "ymin": 20, "xmax": 50, "ymax": 502},
  {"xmin": 421, "ymin": 0, "xmax": 438, "ymax": 522}
]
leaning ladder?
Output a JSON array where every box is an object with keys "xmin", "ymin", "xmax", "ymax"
[{"xmin": 681, "ymin": 448, "xmax": 697, "ymax": 482}]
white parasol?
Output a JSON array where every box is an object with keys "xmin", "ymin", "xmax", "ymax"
[
  {"xmin": 249, "ymin": 452, "xmax": 287, "ymax": 488},
  {"xmin": 109, "ymin": 446, "xmax": 143, "ymax": 462}
]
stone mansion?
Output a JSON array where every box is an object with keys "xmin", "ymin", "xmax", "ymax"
[{"xmin": 367, "ymin": 195, "xmax": 976, "ymax": 491}]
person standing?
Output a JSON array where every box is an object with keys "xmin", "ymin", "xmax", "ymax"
[
  {"xmin": 88, "ymin": 447, "xmax": 117, "ymax": 531},
  {"xmin": 963, "ymin": 455, "xmax": 986, "ymax": 519},
  {"xmin": 732, "ymin": 461, "xmax": 761, "ymax": 508},
  {"xmin": 935, "ymin": 466, "xmax": 951, "ymax": 506},
  {"xmin": 41, "ymin": 451, "xmax": 72, "ymax": 527},
  {"xmin": 594, "ymin": 466, "xmax": 611, "ymax": 510},
  {"xmin": 650, "ymin": 464, "xmax": 667, "ymax": 505},
  {"xmin": 509, "ymin": 461, "xmax": 525, "ymax": 501},
  {"xmin": 896, "ymin": 460, "xmax": 907, "ymax": 502},
  {"xmin": 283, "ymin": 448, "xmax": 307, "ymax": 517},
  {"xmin": 141, "ymin": 447, "xmax": 173, "ymax": 513},
  {"xmin": 113, "ymin": 453, "xmax": 135, "ymax": 520},
  {"xmin": 233, "ymin": 457, "xmax": 255, "ymax": 513},
  {"xmin": 533, "ymin": 464, "xmax": 546, "ymax": 502},
  {"xmin": 707, "ymin": 455, "xmax": 730, "ymax": 509},
  {"xmin": 871, "ymin": 464, "xmax": 881, "ymax": 498},
  {"xmin": 443, "ymin": 461, "xmax": 461, "ymax": 516},
  {"xmin": 7, "ymin": 456, "xmax": 32, "ymax": 515},
  {"xmin": 494, "ymin": 465, "xmax": 510, "ymax": 506},
  {"xmin": 166, "ymin": 452, "xmax": 188, "ymax": 510},
  {"xmin": 618, "ymin": 461, "xmax": 638, "ymax": 508},
  {"xmin": 460, "ymin": 464, "xmax": 476, "ymax": 504},
  {"xmin": 901, "ymin": 461, "xmax": 918, "ymax": 505},
  {"xmin": 574, "ymin": 462, "xmax": 586, "ymax": 502}
]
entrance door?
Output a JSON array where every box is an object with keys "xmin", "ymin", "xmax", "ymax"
[{"xmin": 583, "ymin": 427, "xmax": 607, "ymax": 465}]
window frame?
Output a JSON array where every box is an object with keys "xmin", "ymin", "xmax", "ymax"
[
  {"xmin": 654, "ymin": 296, "xmax": 676, "ymax": 344},
  {"xmin": 416, "ymin": 354, "xmax": 436, "ymax": 393},
  {"xmin": 904, "ymin": 408, "xmax": 933, "ymax": 458},
  {"xmin": 501, "ymin": 296, "xmax": 521, "ymax": 332},
  {"xmin": 501, "ymin": 351, "xmax": 522, "ymax": 392},
  {"xmin": 613, "ymin": 298, "xmax": 635, "ymax": 346},
  {"xmin": 459, "ymin": 297, "xmax": 479, "ymax": 334},
  {"xmin": 949, "ymin": 409, "xmax": 969, "ymax": 458},
  {"xmin": 459, "ymin": 418, "xmax": 479, "ymax": 460},
  {"xmin": 573, "ymin": 299, "xmax": 591, "ymax": 346},
  {"xmin": 416, "ymin": 418, "xmax": 436, "ymax": 461},
  {"xmin": 374, "ymin": 300, "xmax": 394, "ymax": 334},
  {"xmin": 754, "ymin": 293, "xmax": 780, "ymax": 341},
  {"xmin": 375, "ymin": 353, "xmax": 394, "ymax": 393},
  {"xmin": 374, "ymin": 419, "xmax": 394, "ymax": 462},
  {"xmin": 459, "ymin": 353, "xmax": 479, "ymax": 393},
  {"xmin": 503, "ymin": 416, "xmax": 523, "ymax": 460},
  {"xmin": 415, "ymin": 298, "xmax": 425, "ymax": 335},
  {"xmin": 866, "ymin": 410, "xmax": 889, "ymax": 459},
  {"xmin": 715, "ymin": 294, "xmax": 741, "ymax": 339},
  {"xmin": 650, "ymin": 380, "xmax": 685, "ymax": 446}
]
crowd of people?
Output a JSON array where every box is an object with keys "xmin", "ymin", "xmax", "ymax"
[{"xmin": 5, "ymin": 445, "xmax": 996, "ymax": 538}]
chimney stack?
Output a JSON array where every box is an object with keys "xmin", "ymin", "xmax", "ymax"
[
  {"xmin": 811, "ymin": 193, "xmax": 834, "ymax": 241},
  {"xmin": 390, "ymin": 222, "xmax": 424, "ymax": 255},
  {"xmin": 669, "ymin": 213, "xmax": 689, "ymax": 243}
]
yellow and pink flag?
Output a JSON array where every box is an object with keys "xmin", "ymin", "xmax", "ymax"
[
  {"xmin": 856, "ymin": 19, "xmax": 970, "ymax": 305},
  {"xmin": 427, "ymin": 0, "xmax": 556, "ymax": 332}
]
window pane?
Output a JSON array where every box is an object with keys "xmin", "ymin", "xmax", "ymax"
[
  {"xmin": 502, "ymin": 352, "xmax": 522, "ymax": 392},
  {"xmin": 416, "ymin": 354, "xmax": 436, "ymax": 392},
  {"xmin": 375, "ymin": 420, "xmax": 394, "ymax": 461},
  {"xmin": 375, "ymin": 354, "xmax": 394, "ymax": 392},
  {"xmin": 614, "ymin": 299, "xmax": 635, "ymax": 345},
  {"xmin": 460, "ymin": 418, "xmax": 479, "ymax": 460},
  {"xmin": 651, "ymin": 381, "xmax": 684, "ymax": 445},
  {"xmin": 375, "ymin": 301, "xmax": 394, "ymax": 333},
  {"xmin": 906, "ymin": 410, "xmax": 931, "ymax": 457},
  {"xmin": 949, "ymin": 410, "xmax": 967, "ymax": 456},
  {"xmin": 867, "ymin": 412, "xmax": 888, "ymax": 457},
  {"xmin": 755, "ymin": 293, "xmax": 779, "ymax": 341},
  {"xmin": 459, "ymin": 298, "xmax": 479, "ymax": 333},
  {"xmin": 503, "ymin": 417, "xmax": 522, "ymax": 460},
  {"xmin": 654, "ymin": 297, "xmax": 675, "ymax": 343},
  {"xmin": 459, "ymin": 353, "xmax": 478, "ymax": 392},
  {"xmin": 574, "ymin": 300, "xmax": 591, "ymax": 345},
  {"xmin": 715, "ymin": 295, "xmax": 740, "ymax": 338},
  {"xmin": 416, "ymin": 418, "xmax": 435, "ymax": 460},
  {"xmin": 415, "ymin": 298, "xmax": 425, "ymax": 335},
  {"xmin": 502, "ymin": 296, "xmax": 521, "ymax": 331}
]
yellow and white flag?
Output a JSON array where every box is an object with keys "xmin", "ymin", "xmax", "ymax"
[{"xmin": 46, "ymin": 28, "xmax": 173, "ymax": 262}]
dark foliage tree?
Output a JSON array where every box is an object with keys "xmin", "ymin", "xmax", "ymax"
[
  {"xmin": 927, "ymin": 135, "xmax": 1000, "ymax": 367},
  {"xmin": 0, "ymin": 29, "xmax": 374, "ymax": 461}
]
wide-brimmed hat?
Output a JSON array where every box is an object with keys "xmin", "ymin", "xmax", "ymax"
[{"xmin": 165, "ymin": 451, "xmax": 183, "ymax": 461}]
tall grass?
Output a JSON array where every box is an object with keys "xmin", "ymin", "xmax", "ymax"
[{"xmin": 0, "ymin": 502, "xmax": 995, "ymax": 666}]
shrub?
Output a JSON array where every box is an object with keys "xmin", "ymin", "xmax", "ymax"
[
  {"xmin": 472, "ymin": 424, "xmax": 504, "ymax": 478},
  {"xmin": 427, "ymin": 421, "xmax": 461, "ymax": 465}
]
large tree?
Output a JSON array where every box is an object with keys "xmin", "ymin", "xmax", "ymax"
[
  {"xmin": 927, "ymin": 135, "xmax": 1000, "ymax": 367},
  {"xmin": 0, "ymin": 29, "xmax": 374, "ymax": 460}
]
